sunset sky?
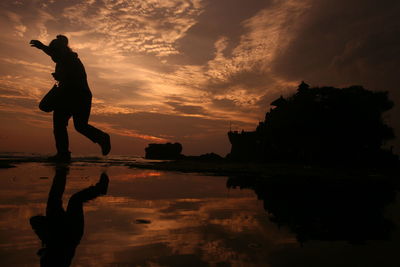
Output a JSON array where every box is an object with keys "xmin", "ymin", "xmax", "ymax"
[{"xmin": 0, "ymin": 0, "xmax": 399, "ymax": 156}]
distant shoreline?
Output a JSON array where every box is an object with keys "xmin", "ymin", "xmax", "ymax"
[
  {"xmin": 1, "ymin": 156, "xmax": 399, "ymax": 186},
  {"xmin": 126, "ymin": 158, "xmax": 400, "ymax": 179}
]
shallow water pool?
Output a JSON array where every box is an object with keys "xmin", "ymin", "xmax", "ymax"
[{"xmin": 0, "ymin": 162, "xmax": 399, "ymax": 267}]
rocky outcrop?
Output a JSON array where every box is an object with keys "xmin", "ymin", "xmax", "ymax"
[
  {"xmin": 145, "ymin": 142, "xmax": 183, "ymax": 159},
  {"xmin": 228, "ymin": 82, "xmax": 397, "ymax": 164}
]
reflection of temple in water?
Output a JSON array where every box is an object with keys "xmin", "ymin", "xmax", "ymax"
[{"xmin": 227, "ymin": 176, "xmax": 397, "ymax": 244}]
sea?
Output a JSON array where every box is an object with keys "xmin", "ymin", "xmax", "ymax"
[{"xmin": 0, "ymin": 154, "xmax": 399, "ymax": 266}]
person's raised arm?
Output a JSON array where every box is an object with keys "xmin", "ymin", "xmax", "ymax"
[{"xmin": 30, "ymin": 40, "xmax": 53, "ymax": 57}]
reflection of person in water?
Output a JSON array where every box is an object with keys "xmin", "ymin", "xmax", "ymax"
[
  {"xmin": 30, "ymin": 35, "xmax": 111, "ymax": 162},
  {"xmin": 30, "ymin": 167, "xmax": 109, "ymax": 267}
]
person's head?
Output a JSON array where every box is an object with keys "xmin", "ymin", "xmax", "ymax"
[{"xmin": 49, "ymin": 35, "xmax": 72, "ymax": 55}]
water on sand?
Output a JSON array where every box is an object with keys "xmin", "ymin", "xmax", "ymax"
[{"xmin": 0, "ymin": 159, "xmax": 399, "ymax": 267}]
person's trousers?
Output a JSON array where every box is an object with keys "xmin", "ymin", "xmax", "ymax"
[{"xmin": 53, "ymin": 99, "xmax": 106, "ymax": 154}]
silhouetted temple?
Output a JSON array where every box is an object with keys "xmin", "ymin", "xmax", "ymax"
[{"xmin": 228, "ymin": 82, "xmax": 396, "ymax": 164}]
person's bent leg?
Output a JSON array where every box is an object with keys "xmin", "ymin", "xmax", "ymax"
[
  {"xmin": 73, "ymin": 102, "xmax": 111, "ymax": 155},
  {"xmin": 66, "ymin": 173, "xmax": 109, "ymax": 244}
]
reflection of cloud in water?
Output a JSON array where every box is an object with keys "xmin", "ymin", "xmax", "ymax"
[
  {"xmin": 2, "ymin": 163, "xmax": 399, "ymax": 266},
  {"xmin": 87, "ymin": 191, "xmax": 293, "ymax": 266},
  {"xmin": 0, "ymin": 163, "xmax": 297, "ymax": 266}
]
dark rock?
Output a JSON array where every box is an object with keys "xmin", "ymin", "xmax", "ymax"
[
  {"xmin": 145, "ymin": 142, "xmax": 183, "ymax": 159},
  {"xmin": 135, "ymin": 219, "xmax": 151, "ymax": 224},
  {"xmin": 0, "ymin": 161, "xmax": 16, "ymax": 168},
  {"xmin": 182, "ymin": 152, "xmax": 223, "ymax": 161}
]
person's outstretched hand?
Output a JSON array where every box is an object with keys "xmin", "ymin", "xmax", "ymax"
[{"xmin": 30, "ymin": 40, "xmax": 45, "ymax": 49}]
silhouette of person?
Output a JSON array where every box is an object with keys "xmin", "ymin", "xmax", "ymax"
[
  {"xmin": 30, "ymin": 167, "xmax": 109, "ymax": 267},
  {"xmin": 30, "ymin": 35, "xmax": 111, "ymax": 161}
]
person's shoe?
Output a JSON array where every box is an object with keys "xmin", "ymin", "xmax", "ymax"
[
  {"xmin": 99, "ymin": 133, "xmax": 111, "ymax": 156},
  {"xmin": 95, "ymin": 173, "xmax": 109, "ymax": 195},
  {"xmin": 47, "ymin": 152, "xmax": 71, "ymax": 162}
]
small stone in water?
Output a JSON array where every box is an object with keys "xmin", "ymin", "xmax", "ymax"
[{"xmin": 135, "ymin": 219, "xmax": 151, "ymax": 224}]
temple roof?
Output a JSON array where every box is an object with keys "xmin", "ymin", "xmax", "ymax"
[{"xmin": 271, "ymin": 95, "xmax": 286, "ymax": 107}]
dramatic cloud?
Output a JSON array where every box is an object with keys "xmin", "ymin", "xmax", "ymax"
[{"xmin": 0, "ymin": 0, "xmax": 399, "ymax": 155}]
